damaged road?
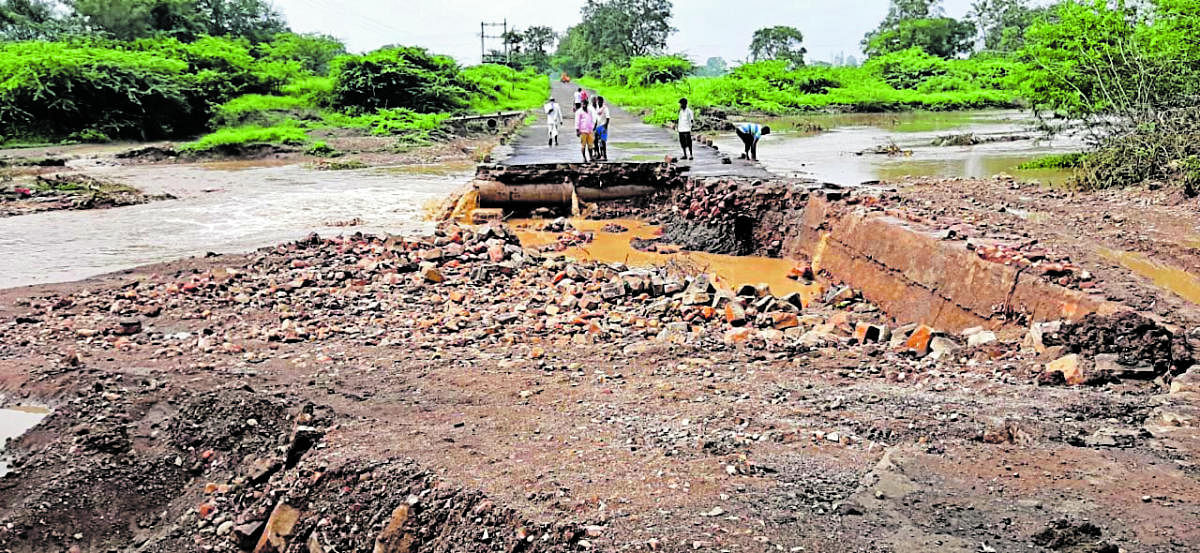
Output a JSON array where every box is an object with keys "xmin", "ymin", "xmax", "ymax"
[{"xmin": 2, "ymin": 214, "xmax": 1199, "ymax": 552}]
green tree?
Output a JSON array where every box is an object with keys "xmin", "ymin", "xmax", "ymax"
[
  {"xmin": 194, "ymin": 0, "xmax": 285, "ymax": 42},
  {"xmin": 580, "ymin": 0, "xmax": 674, "ymax": 59},
  {"xmin": 864, "ymin": 17, "xmax": 975, "ymax": 58},
  {"xmin": 969, "ymin": 0, "xmax": 1040, "ymax": 52},
  {"xmin": 523, "ymin": 26, "xmax": 558, "ymax": 56},
  {"xmin": 1, "ymin": 0, "xmax": 72, "ymax": 40},
  {"xmin": 749, "ymin": 26, "xmax": 807, "ymax": 66},
  {"xmin": 256, "ymin": 32, "xmax": 345, "ymax": 74}
]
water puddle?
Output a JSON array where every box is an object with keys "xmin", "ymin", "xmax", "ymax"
[
  {"xmin": 0, "ymin": 162, "xmax": 473, "ymax": 288},
  {"xmin": 1099, "ymin": 247, "xmax": 1200, "ymax": 305},
  {"xmin": 513, "ymin": 218, "xmax": 822, "ymax": 304},
  {"xmin": 1, "ymin": 406, "xmax": 50, "ymax": 476},
  {"xmin": 711, "ymin": 110, "xmax": 1084, "ymax": 187}
]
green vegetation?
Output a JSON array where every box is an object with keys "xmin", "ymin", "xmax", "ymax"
[
  {"xmin": 1017, "ymin": 153, "xmax": 1088, "ymax": 169},
  {"xmin": 749, "ymin": 26, "xmax": 807, "ymax": 66},
  {"xmin": 1020, "ymin": 0, "xmax": 1200, "ymax": 193},
  {"xmin": 179, "ymin": 122, "xmax": 308, "ymax": 153},
  {"xmin": 0, "ymin": 2, "xmax": 548, "ymax": 153},
  {"xmin": 580, "ymin": 53, "xmax": 1020, "ymax": 126}
]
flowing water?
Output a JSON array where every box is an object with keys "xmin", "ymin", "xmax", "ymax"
[
  {"xmin": 0, "ymin": 111, "xmax": 1082, "ymax": 290},
  {"xmin": 0, "ymin": 162, "xmax": 472, "ymax": 289},
  {"xmin": 0, "ymin": 406, "xmax": 49, "ymax": 476},
  {"xmin": 712, "ymin": 110, "xmax": 1084, "ymax": 186}
]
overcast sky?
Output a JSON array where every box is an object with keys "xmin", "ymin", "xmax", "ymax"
[{"xmin": 272, "ymin": 0, "xmax": 977, "ymax": 65}]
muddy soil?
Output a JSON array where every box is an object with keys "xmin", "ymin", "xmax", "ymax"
[{"xmin": 1, "ymin": 217, "xmax": 1198, "ymax": 552}]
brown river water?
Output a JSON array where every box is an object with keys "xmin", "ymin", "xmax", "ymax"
[{"xmin": 0, "ymin": 111, "xmax": 1079, "ymax": 290}]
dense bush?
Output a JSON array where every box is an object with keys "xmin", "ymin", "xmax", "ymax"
[
  {"xmin": 0, "ymin": 41, "xmax": 203, "ymax": 140},
  {"xmin": 864, "ymin": 47, "xmax": 949, "ymax": 89},
  {"xmin": 330, "ymin": 46, "xmax": 470, "ymax": 113},
  {"xmin": 459, "ymin": 65, "xmax": 549, "ymax": 113},
  {"xmin": 622, "ymin": 56, "xmax": 695, "ymax": 86}
]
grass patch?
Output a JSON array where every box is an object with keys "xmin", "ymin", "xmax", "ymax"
[
  {"xmin": 181, "ymin": 123, "xmax": 309, "ymax": 154},
  {"xmin": 1018, "ymin": 152, "xmax": 1087, "ymax": 169}
]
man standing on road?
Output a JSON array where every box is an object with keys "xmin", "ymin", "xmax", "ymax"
[
  {"xmin": 592, "ymin": 96, "xmax": 611, "ymax": 161},
  {"xmin": 574, "ymin": 88, "xmax": 583, "ymax": 112},
  {"xmin": 734, "ymin": 122, "xmax": 771, "ymax": 162},
  {"xmin": 544, "ymin": 97, "xmax": 562, "ymax": 147},
  {"xmin": 575, "ymin": 100, "xmax": 595, "ymax": 163},
  {"xmin": 678, "ymin": 98, "xmax": 695, "ymax": 161}
]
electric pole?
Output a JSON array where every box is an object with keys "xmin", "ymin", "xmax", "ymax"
[{"xmin": 480, "ymin": 19, "xmax": 509, "ymax": 65}]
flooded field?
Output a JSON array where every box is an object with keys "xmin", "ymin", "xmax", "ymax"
[
  {"xmin": 0, "ymin": 162, "xmax": 471, "ymax": 288},
  {"xmin": 712, "ymin": 110, "xmax": 1084, "ymax": 186}
]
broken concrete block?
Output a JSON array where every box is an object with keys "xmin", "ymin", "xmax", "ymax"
[
  {"xmin": 853, "ymin": 322, "xmax": 890, "ymax": 344},
  {"xmin": 904, "ymin": 325, "xmax": 935, "ymax": 357},
  {"xmin": 1046, "ymin": 354, "xmax": 1084, "ymax": 385},
  {"xmin": 254, "ymin": 503, "xmax": 300, "ymax": 553},
  {"xmin": 771, "ymin": 312, "xmax": 800, "ymax": 330},
  {"xmin": 724, "ymin": 301, "xmax": 747, "ymax": 326},
  {"xmin": 929, "ymin": 336, "xmax": 959, "ymax": 360},
  {"xmin": 967, "ymin": 330, "xmax": 997, "ymax": 347},
  {"xmin": 1024, "ymin": 320, "xmax": 1062, "ymax": 354}
]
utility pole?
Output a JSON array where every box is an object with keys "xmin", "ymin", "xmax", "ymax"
[{"xmin": 480, "ymin": 19, "xmax": 508, "ymax": 65}]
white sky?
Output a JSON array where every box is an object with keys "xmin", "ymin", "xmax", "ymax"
[{"xmin": 272, "ymin": 0, "xmax": 977, "ymax": 65}]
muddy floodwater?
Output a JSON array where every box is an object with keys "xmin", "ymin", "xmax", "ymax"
[
  {"xmin": 0, "ymin": 111, "xmax": 1082, "ymax": 290},
  {"xmin": 514, "ymin": 218, "xmax": 824, "ymax": 305},
  {"xmin": 712, "ymin": 110, "xmax": 1083, "ymax": 186},
  {"xmin": 0, "ymin": 406, "xmax": 49, "ymax": 476},
  {"xmin": 0, "ymin": 162, "xmax": 472, "ymax": 288}
]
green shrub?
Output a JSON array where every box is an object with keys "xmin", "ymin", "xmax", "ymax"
[
  {"xmin": 917, "ymin": 75, "xmax": 975, "ymax": 93},
  {"xmin": 1017, "ymin": 152, "xmax": 1087, "ymax": 169},
  {"xmin": 182, "ymin": 122, "xmax": 309, "ymax": 153},
  {"xmin": 330, "ymin": 46, "xmax": 469, "ymax": 113},
  {"xmin": 0, "ymin": 41, "xmax": 202, "ymax": 140},
  {"xmin": 864, "ymin": 47, "xmax": 949, "ymax": 89},
  {"xmin": 623, "ymin": 56, "xmax": 695, "ymax": 86},
  {"xmin": 213, "ymin": 94, "xmax": 313, "ymax": 127},
  {"xmin": 460, "ymin": 64, "xmax": 548, "ymax": 113}
]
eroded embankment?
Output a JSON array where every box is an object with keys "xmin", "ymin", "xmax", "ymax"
[{"xmin": 647, "ymin": 176, "xmax": 1125, "ymax": 332}]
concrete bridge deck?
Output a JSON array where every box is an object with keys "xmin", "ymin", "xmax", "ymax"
[{"xmin": 497, "ymin": 82, "xmax": 772, "ymax": 179}]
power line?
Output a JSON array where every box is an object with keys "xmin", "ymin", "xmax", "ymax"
[{"xmin": 480, "ymin": 19, "xmax": 508, "ymax": 65}]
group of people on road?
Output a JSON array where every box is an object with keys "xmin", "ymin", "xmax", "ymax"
[
  {"xmin": 543, "ymin": 87, "xmax": 610, "ymax": 163},
  {"xmin": 544, "ymin": 88, "xmax": 771, "ymax": 164}
]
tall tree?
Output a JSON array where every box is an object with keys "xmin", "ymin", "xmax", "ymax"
[
  {"xmin": 864, "ymin": 17, "xmax": 976, "ymax": 57},
  {"xmin": 579, "ymin": 0, "xmax": 674, "ymax": 59},
  {"xmin": 0, "ymin": 0, "xmax": 70, "ymax": 40},
  {"xmin": 749, "ymin": 25, "xmax": 807, "ymax": 65},
  {"xmin": 522, "ymin": 25, "xmax": 558, "ymax": 55},
  {"xmin": 969, "ymin": 0, "xmax": 1039, "ymax": 52},
  {"xmin": 863, "ymin": 0, "xmax": 974, "ymax": 58},
  {"xmin": 194, "ymin": 0, "xmax": 285, "ymax": 42}
]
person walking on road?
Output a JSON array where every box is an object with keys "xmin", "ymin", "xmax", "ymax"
[
  {"xmin": 544, "ymin": 97, "xmax": 563, "ymax": 147},
  {"xmin": 734, "ymin": 122, "xmax": 771, "ymax": 162},
  {"xmin": 593, "ymin": 96, "xmax": 611, "ymax": 161},
  {"xmin": 575, "ymin": 101, "xmax": 595, "ymax": 163},
  {"xmin": 677, "ymin": 98, "xmax": 695, "ymax": 161},
  {"xmin": 573, "ymin": 88, "xmax": 583, "ymax": 112}
]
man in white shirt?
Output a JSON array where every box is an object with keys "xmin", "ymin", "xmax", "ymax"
[
  {"xmin": 678, "ymin": 98, "xmax": 695, "ymax": 160},
  {"xmin": 573, "ymin": 88, "xmax": 583, "ymax": 112},
  {"xmin": 544, "ymin": 97, "xmax": 563, "ymax": 147},
  {"xmin": 592, "ymin": 96, "xmax": 611, "ymax": 161}
]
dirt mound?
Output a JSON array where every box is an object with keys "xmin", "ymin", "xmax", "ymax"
[
  {"xmin": 148, "ymin": 457, "xmax": 589, "ymax": 553},
  {"xmin": 1055, "ymin": 312, "xmax": 1194, "ymax": 374},
  {"xmin": 1031, "ymin": 519, "xmax": 1118, "ymax": 552},
  {"xmin": 0, "ymin": 379, "xmax": 315, "ymax": 553}
]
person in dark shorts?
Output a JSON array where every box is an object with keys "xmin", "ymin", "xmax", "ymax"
[
  {"xmin": 592, "ymin": 96, "xmax": 611, "ymax": 161},
  {"xmin": 734, "ymin": 122, "xmax": 771, "ymax": 161},
  {"xmin": 677, "ymin": 98, "xmax": 695, "ymax": 160}
]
